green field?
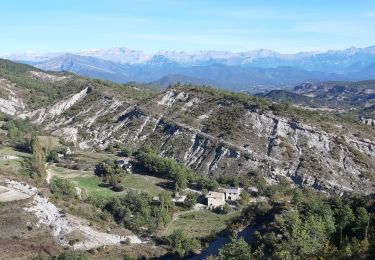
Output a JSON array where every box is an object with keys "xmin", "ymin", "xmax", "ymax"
[
  {"xmin": 0, "ymin": 159, "xmax": 22, "ymax": 174},
  {"xmin": 121, "ymin": 173, "xmax": 170, "ymax": 196},
  {"xmin": 0, "ymin": 146, "xmax": 32, "ymax": 158},
  {"xmin": 50, "ymin": 165, "xmax": 169, "ymax": 197},
  {"xmin": 161, "ymin": 210, "xmax": 240, "ymax": 239},
  {"xmin": 64, "ymin": 150, "xmax": 120, "ymax": 169},
  {"xmin": 0, "ymin": 146, "xmax": 31, "ymax": 175},
  {"xmin": 49, "ymin": 165, "xmax": 91, "ymax": 177},
  {"xmin": 73, "ymin": 175, "xmax": 115, "ymax": 197}
]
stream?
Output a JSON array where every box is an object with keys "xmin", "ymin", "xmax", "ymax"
[{"xmin": 189, "ymin": 225, "xmax": 257, "ymax": 260}]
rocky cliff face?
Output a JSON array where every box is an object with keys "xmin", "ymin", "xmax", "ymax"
[
  {"xmin": 18, "ymin": 87, "xmax": 90, "ymax": 123},
  {"xmin": 0, "ymin": 78, "xmax": 26, "ymax": 115},
  {"xmin": 1, "ymin": 73, "xmax": 375, "ymax": 195}
]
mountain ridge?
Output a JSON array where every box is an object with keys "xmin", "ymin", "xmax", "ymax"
[
  {"xmin": 0, "ymin": 59, "xmax": 374, "ymax": 195},
  {"xmin": 3, "ymin": 45, "xmax": 375, "ymax": 91},
  {"xmin": 27, "ymin": 53, "xmax": 350, "ymax": 91},
  {"xmin": 4, "ymin": 44, "xmax": 375, "ymax": 68}
]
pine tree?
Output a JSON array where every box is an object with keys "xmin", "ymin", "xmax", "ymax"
[{"xmin": 31, "ymin": 134, "xmax": 46, "ymax": 178}]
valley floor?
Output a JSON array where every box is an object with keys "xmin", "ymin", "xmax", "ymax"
[{"xmin": 0, "ymin": 144, "xmax": 243, "ymax": 259}]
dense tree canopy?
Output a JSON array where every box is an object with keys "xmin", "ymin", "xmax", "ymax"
[
  {"xmin": 166, "ymin": 229, "xmax": 200, "ymax": 257},
  {"xmin": 97, "ymin": 190, "xmax": 173, "ymax": 234},
  {"xmin": 94, "ymin": 160, "xmax": 126, "ymax": 191},
  {"xmin": 224, "ymin": 182, "xmax": 375, "ymax": 259},
  {"xmin": 135, "ymin": 145, "xmax": 218, "ymax": 192}
]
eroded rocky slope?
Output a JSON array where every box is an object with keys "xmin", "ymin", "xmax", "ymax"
[
  {"xmin": 1, "ymin": 66, "xmax": 374, "ymax": 195},
  {"xmin": 0, "ymin": 179, "xmax": 141, "ymax": 250}
]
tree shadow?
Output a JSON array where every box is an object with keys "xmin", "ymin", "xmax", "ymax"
[
  {"xmin": 155, "ymin": 181, "xmax": 175, "ymax": 191},
  {"xmin": 98, "ymin": 182, "xmax": 112, "ymax": 188}
]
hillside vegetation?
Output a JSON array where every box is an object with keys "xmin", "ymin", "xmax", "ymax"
[
  {"xmin": 0, "ymin": 60, "xmax": 374, "ymax": 195},
  {"xmin": 0, "ymin": 59, "xmax": 374, "ymax": 259}
]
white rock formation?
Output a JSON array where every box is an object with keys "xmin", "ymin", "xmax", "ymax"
[{"xmin": 0, "ymin": 179, "xmax": 142, "ymax": 250}]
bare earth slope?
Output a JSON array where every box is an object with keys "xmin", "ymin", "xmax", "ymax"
[{"xmin": 0, "ymin": 179, "xmax": 142, "ymax": 251}]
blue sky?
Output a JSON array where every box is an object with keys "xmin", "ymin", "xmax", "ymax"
[{"xmin": 1, "ymin": 0, "xmax": 375, "ymax": 54}]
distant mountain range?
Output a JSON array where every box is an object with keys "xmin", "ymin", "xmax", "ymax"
[
  {"xmin": 257, "ymin": 81, "xmax": 375, "ymax": 115},
  {"xmin": 2, "ymin": 45, "xmax": 375, "ymax": 91}
]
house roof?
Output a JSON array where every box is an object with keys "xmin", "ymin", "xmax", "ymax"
[
  {"xmin": 206, "ymin": 191, "xmax": 225, "ymax": 199},
  {"xmin": 225, "ymin": 188, "xmax": 241, "ymax": 194}
]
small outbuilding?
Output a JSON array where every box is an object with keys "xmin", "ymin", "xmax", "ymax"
[{"xmin": 224, "ymin": 187, "xmax": 242, "ymax": 201}]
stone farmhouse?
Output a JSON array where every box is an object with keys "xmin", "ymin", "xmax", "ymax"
[
  {"xmin": 205, "ymin": 187, "xmax": 242, "ymax": 208},
  {"xmin": 206, "ymin": 191, "xmax": 226, "ymax": 209}
]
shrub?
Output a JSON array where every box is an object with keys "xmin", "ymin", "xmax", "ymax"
[
  {"xmin": 167, "ymin": 229, "xmax": 201, "ymax": 257},
  {"xmin": 113, "ymin": 183, "xmax": 125, "ymax": 192},
  {"xmin": 47, "ymin": 150, "xmax": 59, "ymax": 163},
  {"xmin": 184, "ymin": 193, "xmax": 198, "ymax": 210},
  {"xmin": 218, "ymin": 237, "xmax": 251, "ymax": 259},
  {"xmin": 121, "ymin": 146, "xmax": 133, "ymax": 157},
  {"xmin": 50, "ymin": 177, "xmax": 77, "ymax": 199},
  {"xmin": 214, "ymin": 204, "xmax": 231, "ymax": 214},
  {"xmin": 56, "ymin": 250, "xmax": 88, "ymax": 260}
]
